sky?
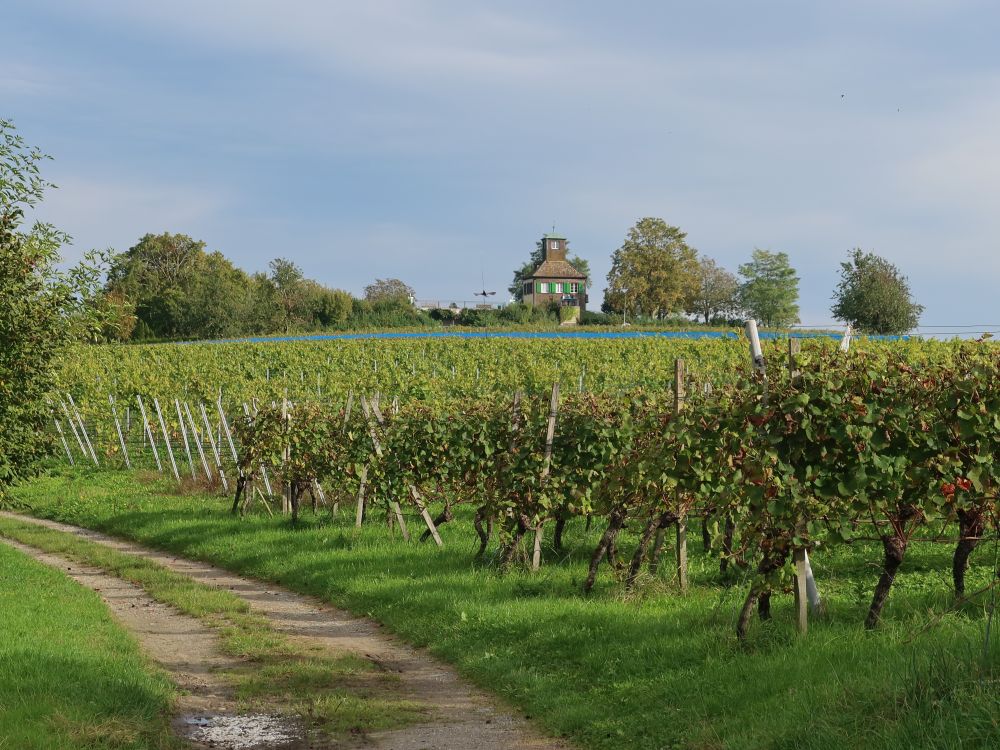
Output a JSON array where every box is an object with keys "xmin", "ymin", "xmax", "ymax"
[{"xmin": 3, "ymin": 1, "xmax": 999, "ymax": 330}]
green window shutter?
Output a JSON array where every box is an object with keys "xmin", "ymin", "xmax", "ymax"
[
  {"xmin": 535, "ymin": 282, "xmax": 541, "ymax": 293},
  {"xmin": 563, "ymin": 282, "xmax": 570, "ymax": 293}
]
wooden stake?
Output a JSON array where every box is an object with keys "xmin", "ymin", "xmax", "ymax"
[
  {"xmin": 153, "ymin": 398, "xmax": 181, "ymax": 482},
  {"xmin": 109, "ymin": 395, "xmax": 131, "ymax": 468},
  {"xmin": 54, "ymin": 418, "xmax": 74, "ymax": 464},
  {"xmin": 793, "ymin": 548, "xmax": 809, "ymax": 634},
  {"xmin": 391, "ymin": 501, "xmax": 410, "ymax": 541},
  {"xmin": 199, "ymin": 403, "xmax": 229, "ymax": 493},
  {"xmin": 136, "ymin": 396, "xmax": 162, "ymax": 472},
  {"xmin": 355, "ymin": 465, "xmax": 368, "ymax": 527},
  {"xmin": 67, "ymin": 394, "xmax": 99, "ymax": 465},
  {"xmin": 409, "ymin": 485, "xmax": 442, "ymax": 547},
  {"xmin": 217, "ymin": 399, "xmax": 239, "ymax": 464},
  {"xmin": 674, "ymin": 360, "xmax": 688, "ymax": 591},
  {"xmin": 60, "ymin": 399, "xmax": 86, "ymax": 459},
  {"xmin": 175, "ymin": 399, "xmax": 197, "ymax": 479},
  {"xmin": 533, "ymin": 382, "xmax": 560, "ymax": 571},
  {"xmin": 281, "ymin": 391, "xmax": 291, "ymax": 514},
  {"xmin": 184, "ymin": 402, "xmax": 213, "ymax": 482}
]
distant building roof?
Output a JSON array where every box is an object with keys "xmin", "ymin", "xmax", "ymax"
[
  {"xmin": 528, "ymin": 258, "xmax": 587, "ymax": 280},
  {"xmin": 542, "ymin": 232, "xmax": 567, "ymax": 240}
]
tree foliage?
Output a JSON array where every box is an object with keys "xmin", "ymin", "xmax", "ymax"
[
  {"xmin": 603, "ymin": 218, "xmax": 699, "ymax": 318},
  {"xmin": 831, "ymin": 249, "xmax": 923, "ymax": 335},
  {"xmin": 685, "ymin": 257, "xmax": 740, "ymax": 324},
  {"xmin": 0, "ymin": 120, "xmax": 107, "ymax": 493},
  {"xmin": 738, "ymin": 249, "xmax": 800, "ymax": 328},
  {"xmin": 364, "ymin": 278, "xmax": 415, "ymax": 303}
]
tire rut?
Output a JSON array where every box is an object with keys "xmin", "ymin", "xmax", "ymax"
[
  {"xmin": 0, "ymin": 536, "xmax": 306, "ymax": 750},
  {"xmin": 1, "ymin": 512, "xmax": 570, "ymax": 750}
]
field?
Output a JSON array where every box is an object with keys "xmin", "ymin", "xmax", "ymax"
[{"xmin": 12, "ymin": 333, "xmax": 1000, "ymax": 748}]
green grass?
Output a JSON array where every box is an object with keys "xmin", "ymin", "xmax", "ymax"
[
  {"xmin": 9, "ymin": 466, "xmax": 1000, "ymax": 749},
  {"xmin": 0, "ymin": 540, "xmax": 179, "ymax": 750},
  {"xmin": 0, "ymin": 514, "xmax": 425, "ymax": 741}
]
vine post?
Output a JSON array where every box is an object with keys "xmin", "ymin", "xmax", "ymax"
[
  {"xmin": 136, "ymin": 396, "xmax": 163, "ymax": 472},
  {"xmin": 54, "ymin": 417, "xmax": 74, "ymax": 465},
  {"xmin": 184, "ymin": 402, "xmax": 213, "ymax": 483},
  {"xmin": 282, "ymin": 390, "xmax": 291, "ymax": 514},
  {"xmin": 154, "ymin": 397, "xmax": 181, "ymax": 482},
  {"xmin": 533, "ymin": 382, "xmax": 560, "ymax": 571},
  {"xmin": 674, "ymin": 359, "xmax": 688, "ymax": 592},
  {"xmin": 109, "ymin": 395, "xmax": 131, "ymax": 469},
  {"xmin": 174, "ymin": 398, "xmax": 197, "ymax": 479}
]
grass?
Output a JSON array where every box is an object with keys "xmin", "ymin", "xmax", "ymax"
[
  {"xmin": 0, "ymin": 514, "xmax": 425, "ymax": 742},
  {"xmin": 9, "ymin": 465, "xmax": 1000, "ymax": 749},
  {"xmin": 0, "ymin": 541, "xmax": 179, "ymax": 750}
]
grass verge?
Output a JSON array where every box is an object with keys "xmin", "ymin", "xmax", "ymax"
[
  {"xmin": 10, "ymin": 466, "xmax": 1000, "ymax": 750},
  {"xmin": 0, "ymin": 541, "xmax": 179, "ymax": 750},
  {"xmin": 0, "ymin": 514, "xmax": 424, "ymax": 742}
]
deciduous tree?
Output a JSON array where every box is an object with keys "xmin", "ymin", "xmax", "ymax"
[
  {"xmin": 831, "ymin": 249, "xmax": 922, "ymax": 335},
  {"xmin": 364, "ymin": 278, "xmax": 415, "ymax": 303},
  {"xmin": 738, "ymin": 249, "xmax": 800, "ymax": 328},
  {"xmin": 686, "ymin": 257, "xmax": 740, "ymax": 324},
  {"xmin": 603, "ymin": 218, "xmax": 699, "ymax": 318}
]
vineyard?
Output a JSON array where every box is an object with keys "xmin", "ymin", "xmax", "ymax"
[{"xmin": 47, "ymin": 334, "xmax": 1000, "ymax": 640}]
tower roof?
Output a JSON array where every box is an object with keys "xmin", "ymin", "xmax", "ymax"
[
  {"xmin": 542, "ymin": 232, "xmax": 567, "ymax": 240},
  {"xmin": 527, "ymin": 259, "xmax": 587, "ymax": 280}
]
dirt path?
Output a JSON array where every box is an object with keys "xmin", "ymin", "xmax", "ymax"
[
  {"xmin": 0, "ymin": 536, "xmax": 304, "ymax": 749},
  {"xmin": 1, "ymin": 513, "xmax": 570, "ymax": 750}
]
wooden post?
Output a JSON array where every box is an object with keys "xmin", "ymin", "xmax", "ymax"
[
  {"xmin": 281, "ymin": 391, "xmax": 291, "ymax": 514},
  {"xmin": 153, "ymin": 397, "xmax": 181, "ymax": 482},
  {"xmin": 788, "ymin": 337, "xmax": 801, "ymax": 377},
  {"xmin": 54, "ymin": 419, "xmax": 74, "ymax": 464},
  {"xmin": 136, "ymin": 396, "xmax": 162, "ymax": 472},
  {"xmin": 67, "ymin": 394, "xmax": 99, "ymax": 465},
  {"xmin": 793, "ymin": 548, "xmax": 809, "ymax": 634},
  {"xmin": 217, "ymin": 399, "xmax": 239, "ymax": 464},
  {"xmin": 175, "ymin": 399, "xmax": 197, "ymax": 479},
  {"xmin": 789, "ymin": 340, "xmax": 823, "ymax": 619},
  {"xmin": 109, "ymin": 395, "xmax": 131, "ymax": 469},
  {"xmin": 410, "ymin": 485, "xmax": 442, "ymax": 547},
  {"xmin": 60, "ymin": 399, "xmax": 86, "ymax": 459},
  {"xmin": 184, "ymin": 402, "xmax": 213, "ymax": 482},
  {"xmin": 391, "ymin": 500, "xmax": 410, "ymax": 541},
  {"xmin": 199, "ymin": 403, "xmax": 229, "ymax": 493},
  {"xmin": 355, "ymin": 465, "xmax": 368, "ymax": 527},
  {"xmin": 533, "ymin": 382, "xmax": 560, "ymax": 571},
  {"xmin": 674, "ymin": 359, "xmax": 688, "ymax": 592}
]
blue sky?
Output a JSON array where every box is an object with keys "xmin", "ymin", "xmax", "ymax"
[{"xmin": 4, "ymin": 1, "xmax": 999, "ymax": 329}]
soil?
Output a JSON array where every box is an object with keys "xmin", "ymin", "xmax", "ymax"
[{"xmin": 1, "ymin": 512, "xmax": 570, "ymax": 749}]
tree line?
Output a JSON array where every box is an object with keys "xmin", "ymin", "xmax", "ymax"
[
  {"xmin": 96, "ymin": 232, "xmax": 422, "ymax": 341},
  {"xmin": 594, "ymin": 217, "xmax": 922, "ymax": 335}
]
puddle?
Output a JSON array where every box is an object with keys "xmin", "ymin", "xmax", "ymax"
[{"xmin": 179, "ymin": 713, "xmax": 303, "ymax": 749}]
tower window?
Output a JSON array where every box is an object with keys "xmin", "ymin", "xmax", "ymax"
[{"xmin": 550, "ymin": 241, "xmax": 558, "ymax": 250}]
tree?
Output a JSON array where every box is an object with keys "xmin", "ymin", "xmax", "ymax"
[
  {"xmin": 106, "ymin": 232, "xmax": 254, "ymax": 339},
  {"xmin": 305, "ymin": 282, "xmax": 353, "ymax": 328},
  {"xmin": 603, "ymin": 218, "xmax": 699, "ymax": 318},
  {"xmin": 738, "ymin": 249, "xmax": 800, "ymax": 328},
  {"xmin": 686, "ymin": 257, "xmax": 740, "ymax": 324},
  {"xmin": 0, "ymin": 120, "xmax": 106, "ymax": 494},
  {"xmin": 509, "ymin": 239, "xmax": 589, "ymax": 301},
  {"xmin": 364, "ymin": 278, "xmax": 414, "ymax": 303},
  {"xmin": 268, "ymin": 258, "xmax": 310, "ymax": 333},
  {"xmin": 831, "ymin": 249, "xmax": 923, "ymax": 335}
]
